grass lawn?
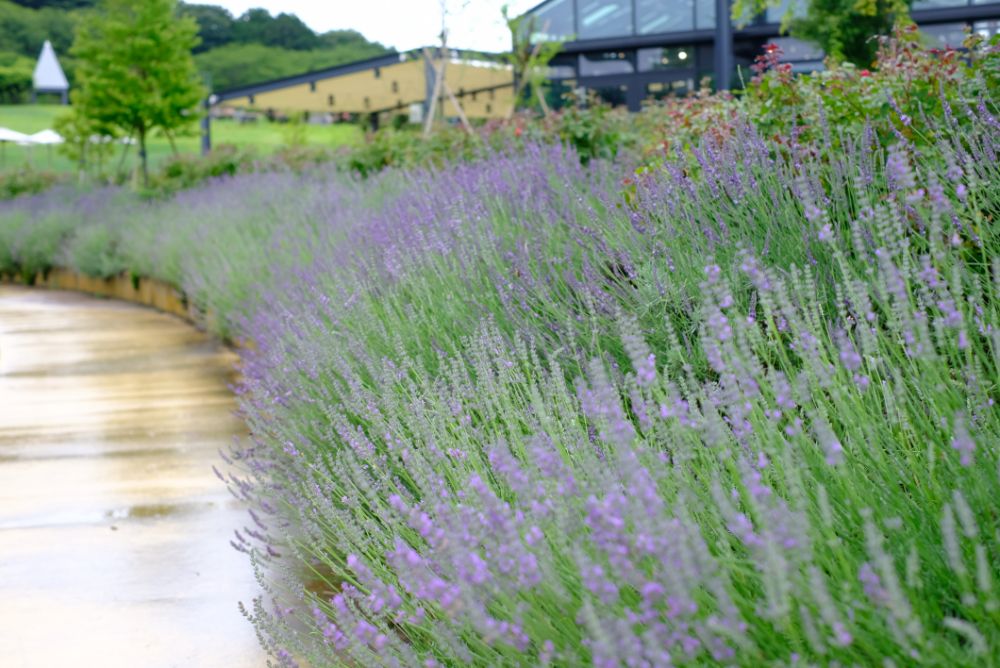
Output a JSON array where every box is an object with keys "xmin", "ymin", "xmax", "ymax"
[{"xmin": 0, "ymin": 104, "xmax": 364, "ymax": 175}]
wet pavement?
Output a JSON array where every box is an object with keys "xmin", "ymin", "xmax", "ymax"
[{"xmin": 0, "ymin": 286, "xmax": 264, "ymax": 667}]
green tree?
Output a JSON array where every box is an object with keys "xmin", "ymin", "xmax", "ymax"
[
  {"xmin": 0, "ymin": 1, "xmax": 80, "ymax": 59},
  {"xmin": 733, "ymin": 0, "xmax": 911, "ymax": 67},
  {"xmin": 71, "ymin": 0, "xmax": 205, "ymax": 185},
  {"xmin": 53, "ymin": 108, "xmax": 116, "ymax": 178},
  {"xmin": 233, "ymin": 8, "xmax": 318, "ymax": 51},
  {"xmin": 319, "ymin": 29, "xmax": 387, "ymax": 52},
  {"xmin": 178, "ymin": 2, "xmax": 235, "ymax": 53},
  {"xmin": 791, "ymin": 0, "xmax": 910, "ymax": 66},
  {"xmin": 502, "ymin": 4, "xmax": 564, "ymax": 118},
  {"xmin": 0, "ymin": 51, "xmax": 33, "ymax": 102},
  {"xmin": 9, "ymin": 0, "xmax": 95, "ymax": 8}
]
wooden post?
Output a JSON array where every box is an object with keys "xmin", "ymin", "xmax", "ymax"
[
  {"xmin": 441, "ymin": 79, "xmax": 472, "ymax": 133},
  {"xmin": 423, "ymin": 48, "xmax": 447, "ymax": 137},
  {"xmin": 201, "ymin": 98, "xmax": 211, "ymax": 155}
]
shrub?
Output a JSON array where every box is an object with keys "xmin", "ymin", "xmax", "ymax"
[
  {"xmin": 63, "ymin": 221, "xmax": 127, "ymax": 279},
  {"xmin": 742, "ymin": 26, "xmax": 1000, "ymax": 153},
  {"xmin": 215, "ymin": 105, "xmax": 999, "ymax": 666},
  {"xmin": 149, "ymin": 143, "xmax": 258, "ymax": 193},
  {"xmin": 1, "ymin": 32, "xmax": 998, "ymax": 668},
  {"xmin": 0, "ymin": 169, "xmax": 64, "ymax": 201}
]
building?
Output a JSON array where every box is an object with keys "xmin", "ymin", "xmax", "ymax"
[
  {"xmin": 32, "ymin": 40, "xmax": 69, "ymax": 105},
  {"xmin": 517, "ymin": 0, "xmax": 1000, "ymax": 110},
  {"xmin": 210, "ymin": 49, "xmax": 514, "ymax": 128}
]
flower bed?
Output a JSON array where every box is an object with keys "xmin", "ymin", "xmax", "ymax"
[{"xmin": 1, "ymin": 33, "xmax": 999, "ymax": 667}]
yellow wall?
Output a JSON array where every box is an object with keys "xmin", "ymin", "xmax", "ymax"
[
  {"xmin": 218, "ymin": 56, "xmax": 514, "ymax": 119},
  {"xmin": 445, "ymin": 85, "xmax": 515, "ymax": 119}
]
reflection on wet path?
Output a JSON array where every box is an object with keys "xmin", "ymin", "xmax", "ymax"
[{"xmin": 0, "ymin": 286, "xmax": 263, "ymax": 668}]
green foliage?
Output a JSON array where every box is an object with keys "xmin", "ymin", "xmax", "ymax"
[
  {"xmin": 281, "ymin": 112, "xmax": 308, "ymax": 148},
  {"xmin": 180, "ymin": 3, "xmax": 390, "ymax": 82},
  {"xmin": 557, "ymin": 94, "xmax": 630, "ymax": 164},
  {"xmin": 145, "ymin": 142, "xmax": 339, "ymax": 195},
  {"xmin": 1, "ymin": 0, "xmax": 390, "ymax": 95},
  {"xmin": 53, "ymin": 107, "xmax": 116, "ymax": 174},
  {"xmin": 346, "ymin": 98, "xmax": 640, "ymax": 176},
  {"xmin": 232, "ymin": 8, "xmax": 318, "ymax": 51},
  {"xmin": 0, "ymin": 168, "xmax": 61, "ymax": 199},
  {"xmin": 503, "ymin": 4, "xmax": 564, "ymax": 116},
  {"xmin": 71, "ymin": 0, "xmax": 205, "ymax": 184},
  {"xmin": 0, "ymin": 51, "xmax": 33, "ymax": 102},
  {"xmin": 319, "ymin": 29, "xmax": 383, "ymax": 52},
  {"xmin": 63, "ymin": 220, "xmax": 126, "ymax": 278},
  {"xmin": 0, "ymin": 198, "xmax": 74, "ymax": 279},
  {"xmin": 178, "ymin": 2, "xmax": 233, "ymax": 53},
  {"xmin": 346, "ymin": 126, "xmax": 482, "ymax": 176},
  {"xmin": 0, "ymin": 0, "xmax": 79, "ymax": 69},
  {"xmin": 791, "ymin": 0, "xmax": 911, "ymax": 66},
  {"xmin": 731, "ymin": 0, "xmax": 911, "ymax": 67},
  {"xmin": 741, "ymin": 26, "xmax": 1000, "ymax": 150},
  {"xmin": 149, "ymin": 143, "xmax": 256, "ymax": 192},
  {"xmin": 9, "ymin": 0, "xmax": 94, "ymax": 8}
]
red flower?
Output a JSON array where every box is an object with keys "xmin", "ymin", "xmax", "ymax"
[
  {"xmin": 860, "ymin": 69, "xmax": 871, "ymax": 77},
  {"xmin": 514, "ymin": 126, "xmax": 523, "ymax": 137}
]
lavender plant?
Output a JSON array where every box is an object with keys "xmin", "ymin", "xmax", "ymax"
[
  {"xmin": 220, "ymin": 106, "xmax": 998, "ymax": 665},
  {"xmin": 1, "ymin": 85, "xmax": 997, "ymax": 667}
]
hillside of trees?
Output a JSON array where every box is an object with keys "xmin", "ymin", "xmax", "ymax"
[{"xmin": 0, "ymin": 0, "xmax": 391, "ymax": 102}]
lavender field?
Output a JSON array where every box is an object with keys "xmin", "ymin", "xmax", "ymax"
[{"xmin": 3, "ymin": 61, "xmax": 1000, "ymax": 666}]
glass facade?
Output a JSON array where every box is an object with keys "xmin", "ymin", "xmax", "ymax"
[
  {"xmin": 921, "ymin": 22, "xmax": 971, "ymax": 46},
  {"xmin": 579, "ymin": 51, "xmax": 634, "ymax": 75},
  {"xmin": 694, "ymin": 0, "xmax": 715, "ymax": 30},
  {"xmin": 912, "ymin": 0, "xmax": 969, "ymax": 8},
  {"xmin": 526, "ymin": 0, "xmax": 1000, "ymax": 43},
  {"xmin": 546, "ymin": 64, "xmax": 578, "ymax": 78},
  {"xmin": 578, "ymin": 1, "xmax": 634, "ymax": 39},
  {"xmin": 637, "ymin": 46, "xmax": 694, "ymax": 70},
  {"xmin": 636, "ymin": 0, "xmax": 694, "ymax": 33},
  {"xmin": 528, "ymin": 0, "xmax": 576, "ymax": 41}
]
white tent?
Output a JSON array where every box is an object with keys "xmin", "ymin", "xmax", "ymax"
[
  {"xmin": 33, "ymin": 40, "xmax": 69, "ymax": 104},
  {"xmin": 4, "ymin": 128, "xmax": 64, "ymax": 168},
  {"xmin": 25, "ymin": 129, "xmax": 64, "ymax": 145},
  {"xmin": 0, "ymin": 127, "xmax": 30, "ymax": 143},
  {"xmin": 0, "ymin": 127, "xmax": 31, "ymax": 167}
]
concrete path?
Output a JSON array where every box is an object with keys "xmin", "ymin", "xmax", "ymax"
[{"xmin": 0, "ymin": 286, "xmax": 263, "ymax": 667}]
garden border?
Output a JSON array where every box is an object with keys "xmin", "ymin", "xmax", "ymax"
[{"xmin": 1, "ymin": 268, "xmax": 195, "ymax": 323}]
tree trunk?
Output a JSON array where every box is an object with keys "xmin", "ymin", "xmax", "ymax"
[
  {"xmin": 137, "ymin": 126, "xmax": 148, "ymax": 188},
  {"xmin": 423, "ymin": 47, "xmax": 447, "ymax": 137},
  {"xmin": 166, "ymin": 130, "xmax": 179, "ymax": 156},
  {"xmin": 115, "ymin": 139, "xmax": 132, "ymax": 181}
]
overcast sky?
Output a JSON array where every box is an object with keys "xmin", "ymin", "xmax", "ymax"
[{"xmin": 212, "ymin": 1, "xmax": 541, "ymax": 53}]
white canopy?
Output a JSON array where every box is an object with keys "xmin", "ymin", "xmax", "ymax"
[
  {"xmin": 0, "ymin": 127, "xmax": 31, "ymax": 142},
  {"xmin": 33, "ymin": 40, "xmax": 69, "ymax": 92},
  {"xmin": 23, "ymin": 129, "xmax": 64, "ymax": 145}
]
